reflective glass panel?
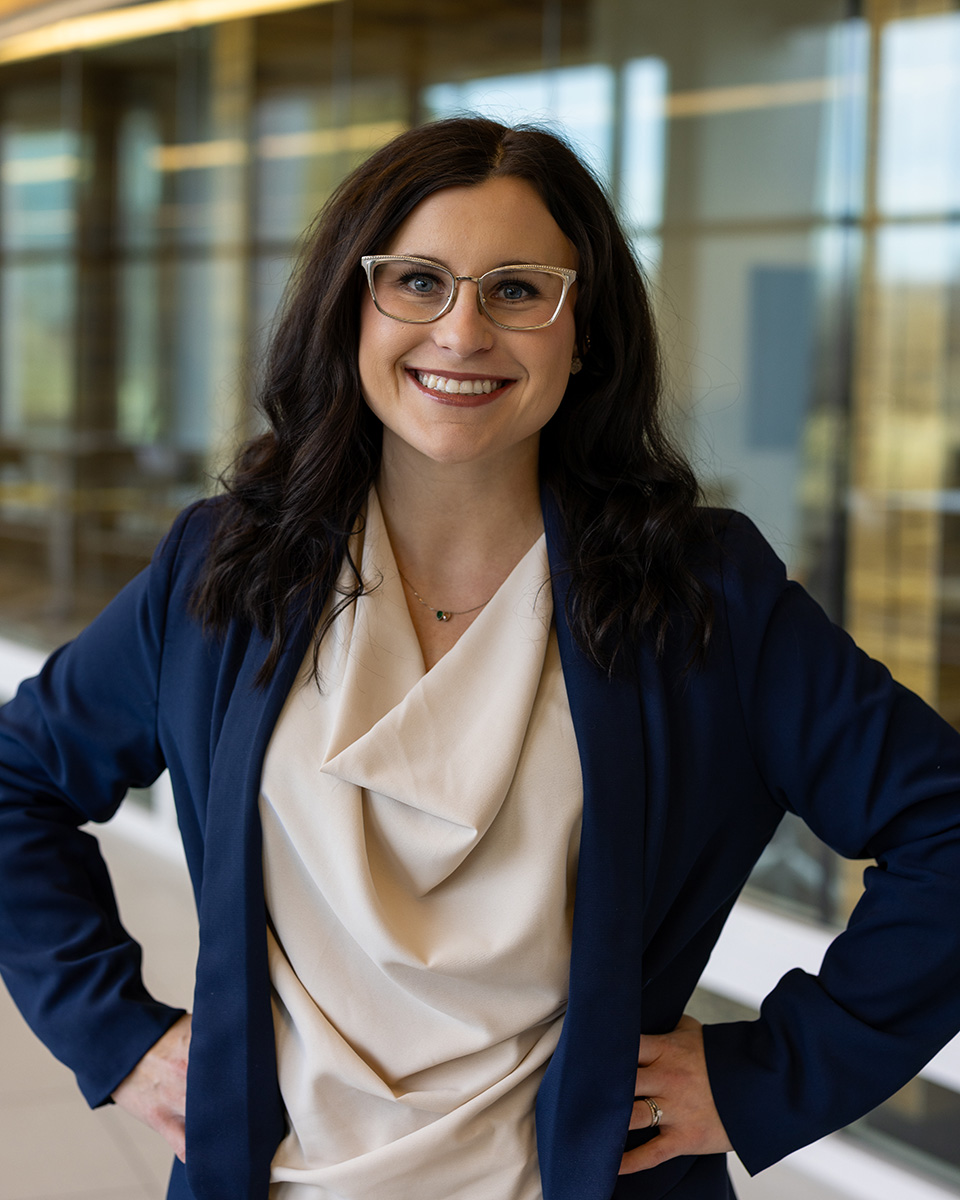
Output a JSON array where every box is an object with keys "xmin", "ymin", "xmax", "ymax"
[
  {"xmin": 1, "ymin": 87, "xmax": 76, "ymax": 252},
  {"xmin": 0, "ymin": 262, "xmax": 74, "ymax": 434},
  {"xmin": 877, "ymin": 12, "xmax": 960, "ymax": 217}
]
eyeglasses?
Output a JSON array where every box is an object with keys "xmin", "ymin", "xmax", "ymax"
[{"xmin": 360, "ymin": 255, "xmax": 577, "ymax": 331}]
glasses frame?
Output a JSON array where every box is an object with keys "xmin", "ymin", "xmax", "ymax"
[{"xmin": 360, "ymin": 254, "xmax": 577, "ymax": 331}]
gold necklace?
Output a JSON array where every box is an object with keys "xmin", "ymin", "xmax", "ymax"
[{"xmin": 398, "ymin": 571, "xmax": 493, "ymax": 622}]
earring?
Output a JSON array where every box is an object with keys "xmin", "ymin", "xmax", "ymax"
[{"xmin": 570, "ymin": 356, "xmax": 583, "ymax": 375}]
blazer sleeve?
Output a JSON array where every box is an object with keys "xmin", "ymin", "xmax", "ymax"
[
  {"xmin": 0, "ymin": 504, "xmax": 208, "ymax": 1106},
  {"xmin": 700, "ymin": 512, "xmax": 960, "ymax": 1173}
]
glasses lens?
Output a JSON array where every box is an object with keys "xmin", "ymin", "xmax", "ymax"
[
  {"xmin": 371, "ymin": 259, "xmax": 454, "ymax": 322},
  {"xmin": 480, "ymin": 268, "xmax": 566, "ymax": 328}
]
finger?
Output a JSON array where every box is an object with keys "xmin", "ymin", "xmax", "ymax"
[
  {"xmin": 637, "ymin": 1014, "xmax": 701, "ymax": 1060},
  {"xmin": 619, "ymin": 1128, "xmax": 681, "ymax": 1174},
  {"xmin": 629, "ymin": 1096, "xmax": 664, "ymax": 1131},
  {"xmin": 635, "ymin": 1062, "xmax": 666, "ymax": 1094},
  {"xmin": 636, "ymin": 1032, "xmax": 664, "ymax": 1069},
  {"xmin": 155, "ymin": 1111, "xmax": 187, "ymax": 1163}
]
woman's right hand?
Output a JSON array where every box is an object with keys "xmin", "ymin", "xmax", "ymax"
[{"xmin": 112, "ymin": 1012, "xmax": 192, "ymax": 1162}]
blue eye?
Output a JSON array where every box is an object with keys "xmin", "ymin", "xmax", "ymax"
[
  {"xmin": 399, "ymin": 272, "xmax": 441, "ymax": 294},
  {"xmin": 489, "ymin": 278, "xmax": 542, "ymax": 302}
]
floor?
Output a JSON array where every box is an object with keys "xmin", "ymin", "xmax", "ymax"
[{"xmin": 0, "ymin": 822, "xmax": 846, "ymax": 1200}]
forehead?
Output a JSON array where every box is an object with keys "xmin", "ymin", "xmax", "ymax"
[{"xmin": 384, "ymin": 176, "xmax": 577, "ymax": 272}]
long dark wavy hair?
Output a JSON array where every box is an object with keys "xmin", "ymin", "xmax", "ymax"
[{"xmin": 193, "ymin": 116, "xmax": 712, "ymax": 682}]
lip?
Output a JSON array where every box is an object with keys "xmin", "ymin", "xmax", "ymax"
[{"xmin": 405, "ymin": 367, "xmax": 515, "ymax": 407}]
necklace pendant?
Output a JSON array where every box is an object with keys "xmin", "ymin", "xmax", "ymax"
[{"xmin": 437, "ymin": 610, "xmax": 451, "ymax": 622}]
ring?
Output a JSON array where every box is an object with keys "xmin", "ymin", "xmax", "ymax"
[{"xmin": 641, "ymin": 1096, "xmax": 663, "ymax": 1128}]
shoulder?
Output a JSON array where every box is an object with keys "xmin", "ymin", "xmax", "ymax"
[
  {"xmin": 682, "ymin": 508, "xmax": 817, "ymax": 685},
  {"xmin": 153, "ymin": 495, "xmax": 229, "ymax": 578},
  {"xmin": 697, "ymin": 507, "xmax": 785, "ymax": 567},
  {"xmin": 131, "ymin": 496, "xmax": 232, "ymax": 639},
  {"xmin": 687, "ymin": 507, "xmax": 789, "ymax": 603}
]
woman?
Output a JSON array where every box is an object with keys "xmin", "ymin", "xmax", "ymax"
[{"xmin": 2, "ymin": 116, "xmax": 960, "ymax": 1200}]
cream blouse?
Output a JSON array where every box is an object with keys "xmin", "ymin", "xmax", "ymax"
[{"xmin": 259, "ymin": 490, "xmax": 583, "ymax": 1200}]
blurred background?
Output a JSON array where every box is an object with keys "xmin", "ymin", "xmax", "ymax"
[{"xmin": 0, "ymin": 0, "xmax": 958, "ymax": 1196}]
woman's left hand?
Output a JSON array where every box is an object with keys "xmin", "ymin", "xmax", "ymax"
[{"xmin": 619, "ymin": 1014, "xmax": 733, "ymax": 1174}]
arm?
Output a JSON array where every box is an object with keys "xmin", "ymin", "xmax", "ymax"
[
  {"xmin": 701, "ymin": 514, "xmax": 960, "ymax": 1172},
  {"xmin": 620, "ymin": 514, "xmax": 960, "ymax": 1175},
  {"xmin": 0, "ymin": 506, "xmax": 206, "ymax": 1106}
]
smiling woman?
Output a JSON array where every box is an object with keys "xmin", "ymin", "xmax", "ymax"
[
  {"xmin": 355, "ymin": 176, "xmax": 581, "ymax": 664},
  {"xmin": 3, "ymin": 116, "xmax": 960, "ymax": 1200},
  {"xmin": 359, "ymin": 178, "xmax": 577, "ymax": 473},
  {"xmin": 193, "ymin": 116, "xmax": 706, "ymax": 688}
]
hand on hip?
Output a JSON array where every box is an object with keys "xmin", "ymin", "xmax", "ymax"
[{"xmin": 619, "ymin": 1014, "xmax": 732, "ymax": 1174}]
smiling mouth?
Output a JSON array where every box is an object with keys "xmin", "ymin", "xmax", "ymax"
[{"xmin": 410, "ymin": 369, "xmax": 514, "ymax": 397}]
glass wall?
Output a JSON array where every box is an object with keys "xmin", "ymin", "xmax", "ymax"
[
  {"xmin": 0, "ymin": 0, "xmax": 867, "ymax": 649},
  {"xmin": 0, "ymin": 0, "xmax": 958, "ymax": 1184}
]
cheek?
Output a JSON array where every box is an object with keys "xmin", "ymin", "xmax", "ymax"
[
  {"xmin": 358, "ymin": 297, "xmax": 382, "ymax": 371},
  {"xmin": 358, "ymin": 303, "xmax": 405, "ymax": 403},
  {"xmin": 535, "ymin": 326, "xmax": 576, "ymax": 406}
]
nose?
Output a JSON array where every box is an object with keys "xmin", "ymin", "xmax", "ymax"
[{"xmin": 432, "ymin": 279, "xmax": 494, "ymax": 357}]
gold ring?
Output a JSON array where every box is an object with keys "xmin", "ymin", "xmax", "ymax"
[{"xmin": 641, "ymin": 1096, "xmax": 663, "ymax": 1127}]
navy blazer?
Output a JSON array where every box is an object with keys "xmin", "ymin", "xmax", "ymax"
[{"xmin": 2, "ymin": 496, "xmax": 960, "ymax": 1200}]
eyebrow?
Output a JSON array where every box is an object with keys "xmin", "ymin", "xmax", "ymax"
[{"xmin": 397, "ymin": 254, "xmax": 554, "ymax": 271}]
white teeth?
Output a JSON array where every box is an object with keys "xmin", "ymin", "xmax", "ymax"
[{"xmin": 416, "ymin": 371, "xmax": 502, "ymax": 395}]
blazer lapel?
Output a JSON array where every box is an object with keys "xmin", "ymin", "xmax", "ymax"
[
  {"xmin": 538, "ymin": 492, "xmax": 649, "ymax": 1200},
  {"xmin": 185, "ymin": 615, "xmax": 315, "ymax": 1200}
]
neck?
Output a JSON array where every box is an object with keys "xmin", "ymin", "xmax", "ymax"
[{"xmin": 375, "ymin": 437, "xmax": 544, "ymax": 605}]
